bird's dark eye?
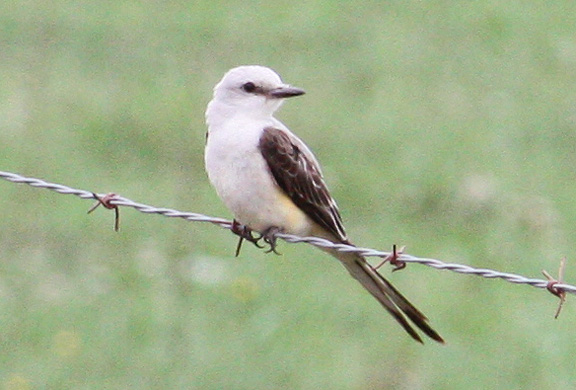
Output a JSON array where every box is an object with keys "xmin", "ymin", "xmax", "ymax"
[{"xmin": 242, "ymin": 82, "xmax": 256, "ymax": 93}]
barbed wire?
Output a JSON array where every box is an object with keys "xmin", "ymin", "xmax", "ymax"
[{"xmin": 1, "ymin": 170, "xmax": 574, "ymax": 298}]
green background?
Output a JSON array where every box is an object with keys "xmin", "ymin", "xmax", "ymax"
[{"xmin": 1, "ymin": 1, "xmax": 575, "ymax": 389}]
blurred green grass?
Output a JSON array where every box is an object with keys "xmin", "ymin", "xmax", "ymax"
[{"xmin": 1, "ymin": 1, "xmax": 576, "ymax": 389}]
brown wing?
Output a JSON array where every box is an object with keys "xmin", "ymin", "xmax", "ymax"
[{"xmin": 259, "ymin": 127, "xmax": 347, "ymax": 241}]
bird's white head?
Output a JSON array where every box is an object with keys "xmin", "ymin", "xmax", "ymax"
[{"xmin": 206, "ymin": 65, "xmax": 305, "ymax": 123}]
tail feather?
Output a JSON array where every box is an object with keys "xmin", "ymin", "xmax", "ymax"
[
  {"xmin": 335, "ymin": 250, "xmax": 444, "ymax": 343},
  {"xmin": 358, "ymin": 260, "xmax": 444, "ymax": 343}
]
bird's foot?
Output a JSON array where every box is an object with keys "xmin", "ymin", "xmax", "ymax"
[
  {"xmin": 375, "ymin": 244, "xmax": 406, "ymax": 272},
  {"xmin": 262, "ymin": 226, "xmax": 282, "ymax": 255},
  {"xmin": 231, "ymin": 220, "xmax": 263, "ymax": 257}
]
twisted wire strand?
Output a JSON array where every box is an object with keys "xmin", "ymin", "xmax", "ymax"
[{"xmin": 1, "ymin": 170, "xmax": 574, "ymax": 296}]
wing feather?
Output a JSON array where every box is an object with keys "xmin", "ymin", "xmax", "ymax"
[{"xmin": 259, "ymin": 127, "xmax": 347, "ymax": 241}]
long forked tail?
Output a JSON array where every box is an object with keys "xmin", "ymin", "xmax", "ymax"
[{"xmin": 334, "ymin": 250, "xmax": 444, "ymax": 343}]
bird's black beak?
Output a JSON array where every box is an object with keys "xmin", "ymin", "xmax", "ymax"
[{"xmin": 268, "ymin": 86, "xmax": 306, "ymax": 99}]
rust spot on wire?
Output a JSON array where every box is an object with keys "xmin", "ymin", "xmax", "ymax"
[{"xmin": 88, "ymin": 192, "xmax": 120, "ymax": 231}]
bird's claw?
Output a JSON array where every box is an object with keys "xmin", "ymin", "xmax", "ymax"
[
  {"xmin": 230, "ymin": 221, "xmax": 282, "ymax": 256},
  {"xmin": 231, "ymin": 220, "xmax": 263, "ymax": 257},
  {"xmin": 262, "ymin": 226, "xmax": 282, "ymax": 255}
]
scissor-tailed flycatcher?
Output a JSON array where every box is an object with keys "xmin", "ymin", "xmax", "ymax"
[{"xmin": 204, "ymin": 65, "xmax": 443, "ymax": 343}]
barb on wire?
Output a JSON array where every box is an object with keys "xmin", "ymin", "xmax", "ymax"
[
  {"xmin": 542, "ymin": 257, "xmax": 567, "ymax": 318},
  {"xmin": 88, "ymin": 193, "xmax": 120, "ymax": 231},
  {"xmin": 1, "ymin": 170, "xmax": 575, "ymax": 299}
]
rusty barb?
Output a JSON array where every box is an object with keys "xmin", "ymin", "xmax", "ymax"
[
  {"xmin": 87, "ymin": 192, "xmax": 120, "ymax": 232},
  {"xmin": 542, "ymin": 257, "xmax": 568, "ymax": 319}
]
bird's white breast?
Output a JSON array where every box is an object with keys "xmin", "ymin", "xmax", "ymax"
[{"xmin": 205, "ymin": 114, "xmax": 313, "ymax": 236}]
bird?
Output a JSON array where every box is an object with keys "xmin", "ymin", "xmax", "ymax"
[{"xmin": 204, "ymin": 65, "xmax": 443, "ymax": 343}]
